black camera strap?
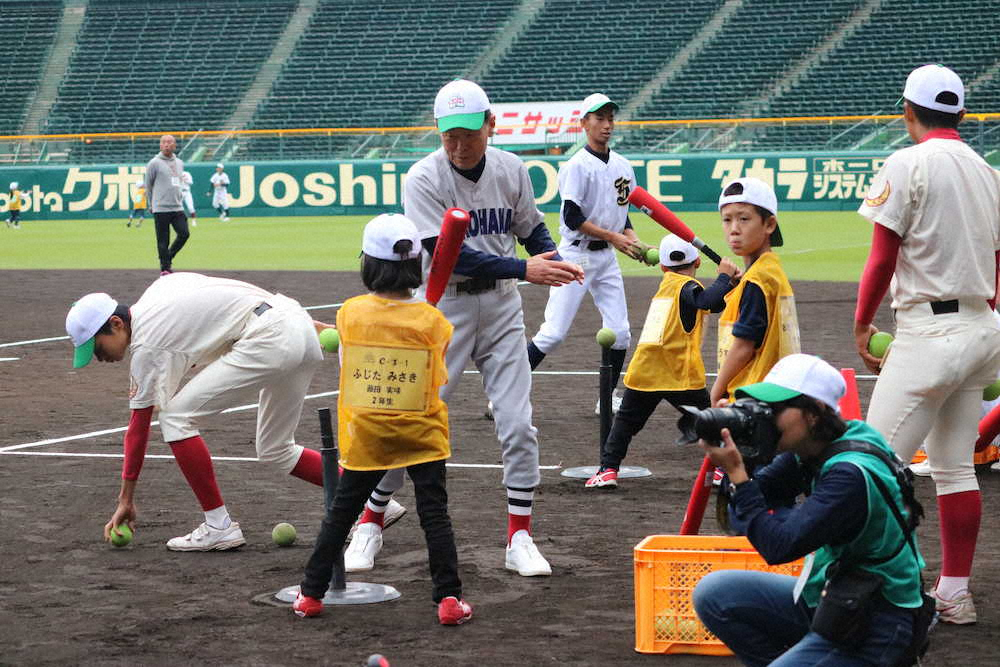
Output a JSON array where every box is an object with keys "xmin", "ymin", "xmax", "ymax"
[{"xmin": 816, "ymin": 441, "xmax": 922, "ymax": 566}]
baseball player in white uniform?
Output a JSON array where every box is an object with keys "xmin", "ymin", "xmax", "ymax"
[
  {"xmin": 854, "ymin": 64, "xmax": 1000, "ymax": 623},
  {"xmin": 345, "ymin": 79, "xmax": 583, "ymax": 577},
  {"xmin": 210, "ymin": 163, "xmax": 231, "ymax": 221},
  {"xmin": 181, "ymin": 170, "xmax": 197, "ymax": 226},
  {"xmin": 528, "ymin": 93, "xmax": 638, "ymax": 413},
  {"xmin": 65, "ymin": 273, "xmax": 330, "ymax": 552}
]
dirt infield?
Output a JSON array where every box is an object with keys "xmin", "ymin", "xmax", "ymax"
[{"xmin": 2, "ymin": 270, "xmax": 999, "ymax": 666}]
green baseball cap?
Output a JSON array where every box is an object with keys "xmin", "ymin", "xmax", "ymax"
[
  {"xmin": 736, "ymin": 354, "xmax": 846, "ymax": 413},
  {"xmin": 66, "ymin": 292, "xmax": 117, "ymax": 368},
  {"xmin": 582, "ymin": 93, "xmax": 619, "ymax": 114}
]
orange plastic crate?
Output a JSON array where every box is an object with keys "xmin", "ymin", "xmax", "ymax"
[{"xmin": 634, "ymin": 535, "xmax": 804, "ymax": 655}]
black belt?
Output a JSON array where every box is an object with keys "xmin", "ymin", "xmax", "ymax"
[
  {"xmin": 253, "ymin": 302, "xmax": 272, "ymax": 316},
  {"xmin": 455, "ymin": 278, "xmax": 497, "ymax": 294},
  {"xmin": 930, "ymin": 299, "xmax": 959, "ymax": 315},
  {"xmin": 570, "ymin": 239, "xmax": 609, "ymax": 251}
]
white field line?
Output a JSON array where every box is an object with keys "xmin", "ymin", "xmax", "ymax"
[{"xmin": 0, "ymin": 357, "xmax": 20, "ymax": 361}]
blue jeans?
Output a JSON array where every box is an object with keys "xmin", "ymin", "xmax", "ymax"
[{"xmin": 693, "ymin": 570, "xmax": 914, "ymax": 666}]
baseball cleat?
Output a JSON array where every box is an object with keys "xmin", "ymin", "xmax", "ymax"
[
  {"xmin": 166, "ymin": 521, "xmax": 245, "ymax": 551},
  {"xmin": 934, "ymin": 589, "xmax": 976, "ymax": 624},
  {"xmin": 585, "ymin": 468, "xmax": 618, "ymax": 488},
  {"xmin": 347, "ymin": 499, "xmax": 407, "ymax": 541},
  {"xmin": 909, "ymin": 460, "xmax": 932, "ymax": 477},
  {"xmin": 344, "ymin": 522, "xmax": 382, "ymax": 572},
  {"xmin": 594, "ymin": 392, "xmax": 623, "ymax": 415},
  {"xmin": 438, "ymin": 596, "xmax": 473, "ymax": 625},
  {"xmin": 484, "ymin": 401, "xmax": 494, "ymax": 420},
  {"xmin": 292, "ymin": 592, "xmax": 323, "ymax": 618},
  {"xmin": 505, "ymin": 530, "xmax": 551, "ymax": 576}
]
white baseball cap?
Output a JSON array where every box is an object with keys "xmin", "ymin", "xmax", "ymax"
[
  {"xmin": 135, "ymin": 179, "xmax": 144, "ymax": 187},
  {"xmin": 216, "ymin": 163, "xmax": 224, "ymax": 169},
  {"xmin": 737, "ymin": 353, "xmax": 846, "ymax": 413},
  {"xmin": 582, "ymin": 93, "xmax": 619, "ymax": 114},
  {"xmin": 718, "ymin": 177, "xmax": 782, "ymax": 247},
  {"xmin": 9, "ymin": 182, "xmax": 17, "ymax": 190},
  {"xmin": 659, "ymin": 234, "xmax": 699, "ymax": 267},
  {"xmin": 362, "ymin": 213, "xmax": 422, "ymax": 261},
  {"xmin": 434, "ymin": 79, "xmax": 491, "ymax": 132},
  {"xmin": 902, "ymin": 64, "xmax": 964, "ymax": 114},
  {"xmin": 66, "ymin": 292, "xmax": 118, "ymax": 368}
]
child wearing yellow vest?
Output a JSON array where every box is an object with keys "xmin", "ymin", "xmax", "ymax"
[
  {"xmin": 711, "ymin": 177, "xmax": 800, "ymax": 406},
  {"xmin": 586, "ymin": 235, "xmax": 739, "ymax": 488},
  {"xmin": 127, "ymin": 180, "xmax": 147, "ymax": 228},
  {"xmin": 294, "ymin": 214, "xmax": 472, "ymax": 626},
  {"xmin": 6, "ymin": 181, "xmax": 26, "ymax": 229}
]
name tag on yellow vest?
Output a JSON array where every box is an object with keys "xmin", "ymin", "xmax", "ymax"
[{"xmin": 341, "ymin": 344, "xmax": 431, "ymax": 413}]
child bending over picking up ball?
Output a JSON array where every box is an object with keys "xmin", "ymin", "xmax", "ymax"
[
  {"xmin": 585, "ymin": 235, "xmax": 739, "ymax": 488},
  {"xmin": 293, "ymin": 213, "xmax": 472, "ymax": 626}
]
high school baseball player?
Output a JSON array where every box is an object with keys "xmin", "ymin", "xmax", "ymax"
[
  {"xmin": 854, "ymin": 64, "xmax": 1000, "ymax": 624},
  {"xmin": 127, "ymin": 179, "xmax": 146, "ymax": 228},
  {"xmin": 5, "ymin": 181, "xmax": 27, "ymax": 229},
  {"xmin": 181, "ymin": 170, "xmax": 197, "ymax": 226},
  {"xmin": 210, "ymin": 163, "xmax": 231, "ymax": 221},
  {"xmin": 345, "ymin": 79, "xmax": 584, "ymax": 577},
  {"xmin": 527, "ymin": 93, "xmax": 638, "ymax": 414},
  {"xmin": 144, "ymin": 135, "xmax": 189, "ymax": 275},
  {"xmin": 65, "ymin": 273, "xmax": 332, "ymax": 551}
]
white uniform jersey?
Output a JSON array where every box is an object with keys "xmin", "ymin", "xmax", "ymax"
[
  {"xmin": 404, "ymin": 146, "xmax": 543, "ymax": 283},
  {"xmin": 210, "ymin": 172, "xmax": 230, "ymax": 192},
  {"xmin": 127, "ymin": 272, "xmax": 275, "ymax": 410},
  {"xmin": 181, "ymin": 171, "xmax": 193, "ymax": 193},
  {"xmin": 859, "ymin": 138, "xmax": 1000, "ymax": 309},
  {"xmin": 557, "ymin": 148, "xmax": 635, "ymax": 242}
]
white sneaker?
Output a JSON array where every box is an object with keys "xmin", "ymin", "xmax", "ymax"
[
  {"xmin": 505, "ymin": 530, "xmax": 551, "ymax": 576},
  {"xmin": 991, "ymin": 461, "xmax": 1000, "ymax": 473},
  {"xmin": 347, "ymin": 499, "xmax": 407, "ymax": 541},
  {"xmin": 594, "ymin": 391, "xmax": 623, "ymax": 416},
  {"xmin": 909, "ymin": 461, "xmax": 932, "ymax": 477},
  {"xmin": 166, "ymin": 521, "xmax": 245, "ymax": 551},
  {"xmin": 484, "ymin": 401, "xmax": 494, "ymax": 421},
  {"xmin": 344, "ymin": 522, "xmax": 382, "ymax": 572}
]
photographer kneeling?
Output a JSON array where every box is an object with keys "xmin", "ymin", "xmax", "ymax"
[{"xmin": 692, "ymin": 354, "xmax": 931, "ymax": 666}]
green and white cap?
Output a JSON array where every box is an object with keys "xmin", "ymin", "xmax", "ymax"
[
  {"xmin": 65, "ymin": 292, "xmax": 117, "ymax": 368},
  {"xmin": 736, "ymin": 353, "xmax": 845, "ymax": 413},
  {"xmin": 434, "ymin": 79, "xmax": 491, "ymax": 132},
  {"xmin": 582, "ymin": 93, "xmax": 619, "ymax": 114}
]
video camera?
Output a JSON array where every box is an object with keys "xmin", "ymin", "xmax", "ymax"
[{"xmin": 679, "ymin": 398, "xmax": 781, "ymax": 468}]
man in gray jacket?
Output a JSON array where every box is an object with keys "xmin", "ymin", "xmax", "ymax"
[{"xmin": 144, "ymin": 135, "xmax": 190, "ymax": 275}]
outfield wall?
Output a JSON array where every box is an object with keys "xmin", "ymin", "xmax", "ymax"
[{"xmin": 0, "ymin": 152, "xmax": 889, "ymax": 219}]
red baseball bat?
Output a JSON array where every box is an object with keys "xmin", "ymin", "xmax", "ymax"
[
  {"xmin": 628, "ymin": 186, "xmax": 722, "ymax": 264},
  {"xmin": 680, "ymin": 455, "xmax": 714, "ymax": 535},
  {"xmin": 425, "ymin": 207, "xmax": 471, "ymax": 306},
  {"xmin": 976, "ymin": 402, "xmax": 1000, "ymax": 453}
]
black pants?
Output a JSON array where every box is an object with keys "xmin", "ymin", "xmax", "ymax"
[
  {"xmin": 301, "ymin": 459, "xmax": 461, "ymax": 602},
  {"xmin": 600, "ymin": 387, "xmax": 711, "ymax": 470},
  {"xmin": 154, "ymin": 210, "xmax": 189, "ymax": 271}
]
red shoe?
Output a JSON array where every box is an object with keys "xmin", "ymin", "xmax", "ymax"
[
  {"xmin": 438, "ymin": 596, "xmax": 473, "ymax": 625},
  {"xmin": 585, "ymin": 468, "xmax": 618, "ymax": 488},
  {"xmin": 292, "ymin": 592, "xmax": 323, "ymax": 618}
]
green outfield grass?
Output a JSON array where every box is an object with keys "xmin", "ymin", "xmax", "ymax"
[{"xmin": 0, "ymin": 210, "xmax": 871, "ymax": 281}]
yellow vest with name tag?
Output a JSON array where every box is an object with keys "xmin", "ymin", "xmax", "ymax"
[
  {"xmin": 624, "ymin": 271, "xmax": 706, "ymax": 392},
  {"xmin": 717, "ymin": 252, "xmax": 800, "ymax": 400},
  {"xmin": 337, "ymin": 294, "xmax": 453, "ymax": 470}
]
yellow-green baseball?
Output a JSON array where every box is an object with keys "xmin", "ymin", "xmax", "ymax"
[
  {"xmin": 271, "ymin": 522, "xmax": 297, "ymax": 546},
  {"xmin": 319, "ymin": 328, "xmax": 339, "ymax": 353},
  {"xmin": 596, "ymin": 327, "xmax": 616, "ymax": 348},
  {"xmin": 644, "ymin": 247, "xmax": 660, "ymax": 266},
  {"xmin": 110, "ymin": 523, "xmax": 133, "ymax": 547},
  {"xmin": 984, "ymin": 378, "xmax": 1000, "ymax": 401},
  {"xmin": 867, "ymin": 331, "xmax": 893, "ymax": 358}
]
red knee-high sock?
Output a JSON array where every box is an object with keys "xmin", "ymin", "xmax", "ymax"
[
  {"xmin": 938, "ymin": 490, "xmax": 981, "ymax": 577},
  {"xmin": 169, "ymin": 436, "xmax": 224, "ymax": 511},
  {"xmin": 289, "ymin": 448, "xmax": 323, "ymax": 486}
]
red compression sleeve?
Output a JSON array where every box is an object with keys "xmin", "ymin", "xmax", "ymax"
[
  {"xmin": 122, "ymin": 406, "xmax": 154, "ymax": 481},
  {"xmin": 855, "ymin": 223, "xmax": 901, "ymax": 325}
]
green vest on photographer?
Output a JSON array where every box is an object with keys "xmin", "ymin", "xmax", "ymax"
[{"xmin": 801, "ymin": 421, "xmax": 926, "ymax": 609}]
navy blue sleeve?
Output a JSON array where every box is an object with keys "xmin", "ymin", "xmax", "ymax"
[
  {"xmin": 679, "ymin": 274, "xmax": 734, "ymax": 313},
  {"xmin": 421, "ymin": 237, "xmax": 527, "ymax": 280},
  {"xmin": 732, "ymin": 282, "xmax": 768, "ymax": 347},
  {"xmin": 562, "ymin": 199, "xmax": 586, "ymax": 231},
  {"xmin": 731, "ymin": 462, "xmax": 869, "ymax": 565},
  {"xmin": 625, "ymin": 215, "xmax": 633, "ymax": 230},
  {"xmin": 518, "ymin": 221, "xmax": 558, "ymax": 256}
]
